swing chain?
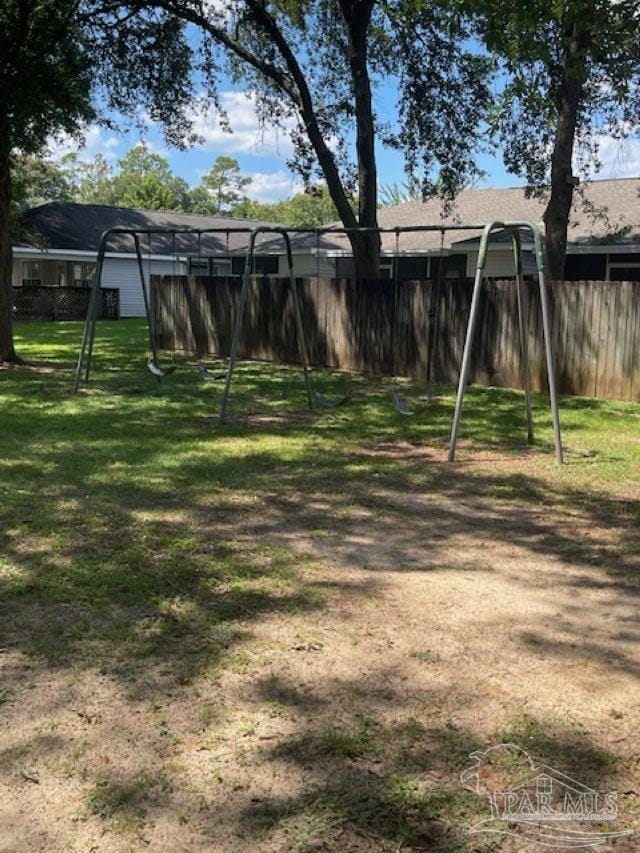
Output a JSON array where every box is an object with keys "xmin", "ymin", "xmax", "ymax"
[
  {"xmin": 427, "ymin": 227, "xmax": 445, "ymax": 397},
  {"xmin": 392, "ymin": 227, "xmax": 400, "ymax": 378},
  {"xmin": 172, "ymin": 231, "xmax": 177, "ymax": 279}
]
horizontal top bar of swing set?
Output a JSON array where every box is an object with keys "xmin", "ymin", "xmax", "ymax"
[{"xmin": 97, "ymin": 222, "xmax": 535, "ymax": 239}]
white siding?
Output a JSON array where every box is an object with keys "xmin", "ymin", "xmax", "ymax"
[
  {"xmin": 290, "ymin": 253, "xmax": 337, "ymax": 277},
  {"xmin": 101, "ymin": 257, "xmax": 186, "ymax": 318},
  {"xmin": 465, "ymin": 247, "xmax": 537, "ymax": 277}
]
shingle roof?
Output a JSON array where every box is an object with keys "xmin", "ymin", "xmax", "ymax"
[
  {"xmin": 377, "ymin": 177, "xmax": 640, "ymax": 253},
  {"xmin": 18, "ymin": 178, "xmax": 640, "ymax": 259},
  {"xmin": 286, "ymin": 177, "xmax": 640, "ymax": 255},
  {"xmin": 19, "ymin": 202, "xmax": 281, "ymax": 255}
]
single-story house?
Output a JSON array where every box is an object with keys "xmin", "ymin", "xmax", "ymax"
[
  {"xmin": 14, "ymin": 204, "xmax": 288, "ymax": 318},
  {"xmin": 13, "ymin": 177, "xmax": 640, "ymax": 318},
  {"xmin": 303, "ymin": 176, "xmax": 640, "ymax": 281}
]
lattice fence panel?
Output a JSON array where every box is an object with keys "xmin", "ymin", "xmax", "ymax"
[{"xmin": 13, "ymin": 287, "xmax": 120, "ymax": 321}]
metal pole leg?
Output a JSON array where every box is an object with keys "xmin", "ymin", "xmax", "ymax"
[
  {"xmin": 134, "ymin": 235, "xmax": 159, "ymax": 364},
  {"xmin": 84, "ymin": 275, "xmax": 104, "ymax": 382},
  {"xmin": 76, "ymin": 237, "xmax": 109, "ymax": 388},
  {"xmin": 448, "ymin": 265, "xmax": 485, "ymax": 462},
  {"xmin": 219, "ymin": 231, "xmax": 257, "ymax": 424},
  {"xmin": 448, "ymin": 222, "xmax": 499, "ymax": 461},
  {"xmin": 134, "ymin": 234, "xmax": 164, "ymax": 382},
  {"xmin": 537, "ymin": 268, "xmax": 563, "ymax": 464},
  {"xmin": 284, "ymin": 233, "xmax": 313, "ymax": 410},
  {"xmin": 74, "ymin": 281, "xmax": 98, "ymax": 392},
  {"xmin": 512, "ymin": 233, "xmax": 534, "ymax": 445}
]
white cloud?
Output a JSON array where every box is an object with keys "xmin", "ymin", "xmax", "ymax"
[
  {"xmin": 48, "ymin": 124, "xmax": 120, "ymax": 162},
  {"xmin": 576, "ymin": 126, "xmax": 640, "ymax": 179},
  {"xmin": 132, "ymin": 137, "xmax": 169, "ymax": 158},
  {"xmin": 202, "ymin": 0, "xmax": 238, "ymax": 21},
  {"xmin": 190, "ymin": 91, "xmax": 297, "ymax": 157},
  {"xmin": 246, "ymin": 170, "xmax": 304, "ymax": 202},
  {"xmin": 591, "ymin": 134, "xmax": 640, "ymax": 179}
]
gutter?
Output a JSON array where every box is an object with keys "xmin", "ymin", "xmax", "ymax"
[{"xmin": 12, "ymin": 246, "xmax": 182, "ymax": 262}]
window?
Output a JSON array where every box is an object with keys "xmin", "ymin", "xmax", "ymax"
[
  {"xmin": 398, "ymin": 257, "xmax": 429, "ymax": 280},
  {"xmin": 254, "ymin": 255, "xmax": 279, "ymax": 275},
  {"xmin": 609, "ymin": 264, "xmax": 640, "ymax": 282},
  {"xmin": 190, "ymin": 257, "xmax": 233, "ymax": 276},
  {"xmin": 444, "ymin": 254, "xmax": 467, "ymax": 279},
  {"xmin": 537, "ymin": 775, "xmax": 552, "ymax": 795},
  {"xmin": 22, "ymin": 260, "xmax": 42, "ymax": 286},
  {"xmin": 189, "ymin": 257, "xmax": 210, "ymax": 276},
  {"xmin": 73, "ymin": 262, "xmax": 96, "ymax": 287},
  {"xmin": 336, "ymin": 258, "xmax": 355, "ymax": 279},
  {"xmin": 430, "ymin": 255, "xmax": 467, "ymax": 281},
  {"xmin": 395, "ymin": 257, "xmax": 428, "ymax": 279},
  {"xmin": 565, "ymin": 253, "xmax": 607, "ymax": 281},
  {"xmin": 231, "ymin": 255, "xmax": 279, "ymax": 275},
  {"xmin": 379, "ymin": 260, "xmax": 393, "ymax": 279},
  {"xmin": 212, "ymin": 258, "xmax": 232, "ymax": 277}
]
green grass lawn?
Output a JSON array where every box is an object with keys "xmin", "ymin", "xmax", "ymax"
[{"xmin": 1, "ymin": 319, "xmax": 639, "ymax": 851}]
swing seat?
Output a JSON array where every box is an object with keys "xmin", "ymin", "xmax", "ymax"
[
  {"xmin": 314, "ymin": 389, "xmax": 352, "ymax": 409},
  {"xmin": 391, "ymin": 388, "xmax": 415, "ymax": 416},
  {"xmin": 391, "ymin": 385, "xmax": 432, "ymax": 417},
  {"xmin": 196, "ymin": 363, "xmax": 222, "ymax": 382},
  {"xmin": 147, "ymin": 358, "xmax": 176, "ymax": 378}
]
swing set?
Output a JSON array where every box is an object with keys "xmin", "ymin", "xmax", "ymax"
[{"xmin": 73, "ymin": 221, "xmax": 563, "ymax": 464}]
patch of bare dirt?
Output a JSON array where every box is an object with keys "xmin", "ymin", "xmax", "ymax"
[{"xmin": 1, "ymin": 445, "xmax": 639, "ymax": 851}]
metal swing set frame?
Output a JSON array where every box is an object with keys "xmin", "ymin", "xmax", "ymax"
[{"xmin": 74, "ymin": 220, "xmax": 563, "ymax": 464}]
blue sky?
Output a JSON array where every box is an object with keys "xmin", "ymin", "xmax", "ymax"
[
  {"xmin": 52, "ymin": 92, "xmax": 525, "ymax": 202},
  {"xmin": 52, "ymin": 51, "xmax": 639, "ymax": 203}
]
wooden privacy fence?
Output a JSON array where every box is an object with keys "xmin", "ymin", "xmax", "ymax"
[
  {"xmin": 13, "ymin": 285, "xmax": 120, "ymax": 321},
  {"xmin": 151, "ymin": 275, "xmax": 640, "ymax": 402}
]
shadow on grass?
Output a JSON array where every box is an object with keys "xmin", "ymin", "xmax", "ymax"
[
  {"xmin": 2, "ymin": 320, "xmax": 639, "ymax": 847},
  {"xmin": 1, "ymin": 320, "xmax": 639, "ymax": 695},
  {"xmin": 234, "ymin": 675, "xmax": 624, "ymax": 850}
]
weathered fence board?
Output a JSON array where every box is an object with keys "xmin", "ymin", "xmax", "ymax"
[{"xmin": 151, "ymin": 275, "xmax": 640, "ymax": 402}]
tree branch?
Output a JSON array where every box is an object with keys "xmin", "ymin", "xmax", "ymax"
[
  {"xmin": 130, "ymin": 0, "xmax": 300, "ymax": 101},
  {"xmin": 125, "ymin": 0, "xmax": 356, "ymax": 228},
  {"xmin": 243, "ymin": 0, "xmax": 357, "ymax": 227}
]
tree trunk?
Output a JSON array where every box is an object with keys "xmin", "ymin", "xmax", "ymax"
[
  {"xmin": 0, "ymin": 141, "xmax": 16, "ymax": 363},
  {"xmin": 342, "ymin": 0, "xmax": 380, "ymax": 279},
  {"xmin": 145, "ymin": 0, "xmax": 382, "ymax": 279},
  {"xmin": 543, "ymin": 23, "xmax": 589, "ymax": 280}
]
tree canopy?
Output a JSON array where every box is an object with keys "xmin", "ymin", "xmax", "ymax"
[
  {"xmin": 4, "ymin": 0, "xmax": 637, "ymax": 362},
  {"xmin": 234, "ymin": 184, "xmax": 342, "ymax": 225},
  {"xmin": 12, "ymin": 146, "xmax": 341, "ymax": 227},
  {"xmin": 197, "ymin": 156, "xmax": 252, "ymax": 215},
  {"xmin": 123, "ymin": 0, "xmax": 492, "ymax": 275},
  {"xmin": 94, "ymin": 146, "xmax": 192, "ymax": 211},
  {"xmin": 0, "ymin": 0, "xmax": 204, "ymax": 360},
  {"xmin": 470, "ymin": 0, "xmax": 640, "ymax": 276}
]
